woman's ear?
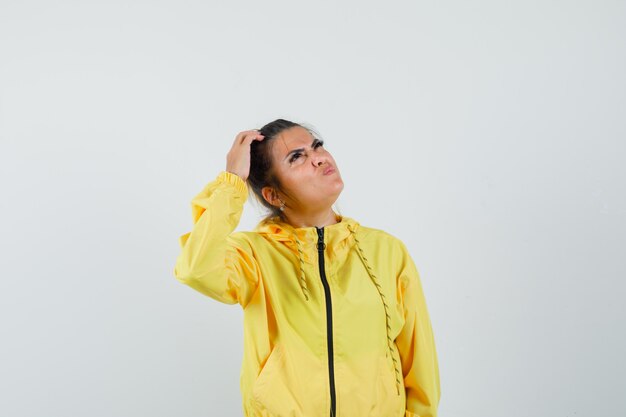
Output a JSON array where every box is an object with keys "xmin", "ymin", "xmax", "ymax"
[{"xmin": 261, "ymin": 186, "xmax": 280, "ymax": 209}]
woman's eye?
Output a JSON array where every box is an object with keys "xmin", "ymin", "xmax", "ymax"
[
  {"xmin": 290, "ymin": 152, "xmax": 302, "ymax": 163},
  {"xmin": 289, "ymin": 141, "xmax": 324, "ymax": 163}
]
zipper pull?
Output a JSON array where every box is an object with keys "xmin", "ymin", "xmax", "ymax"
[{"xmin": 316, "ymin": 227, "xmax": 326, "ymax": 251}]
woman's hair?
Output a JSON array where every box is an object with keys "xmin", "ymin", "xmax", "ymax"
[{"xmin": 248, "ymin": 118, "xmax": 317, "ymax": 222}]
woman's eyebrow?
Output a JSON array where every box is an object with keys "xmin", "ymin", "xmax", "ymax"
[{"xmin": 283, "ymin": 139, "xmax": 321, "ymax": 161}]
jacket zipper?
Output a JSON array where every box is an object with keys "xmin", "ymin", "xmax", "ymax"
[{"xmin": 316, "ymin": 226, "xmax": 336, "ymax": 417}]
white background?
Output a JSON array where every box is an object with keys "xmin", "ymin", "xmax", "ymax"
[{"xmin": 1, "ymin": 1, "xmax": 624, "ymax": 416}]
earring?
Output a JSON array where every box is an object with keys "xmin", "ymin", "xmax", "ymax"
[{"xmin": 279, "ymin": 199, "xmax": 286, "ymax": 212}]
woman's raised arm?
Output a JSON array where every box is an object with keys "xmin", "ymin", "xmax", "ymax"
[{"xmin": 173, "ymin": 130, "xmax": 264, "ymax": 307}]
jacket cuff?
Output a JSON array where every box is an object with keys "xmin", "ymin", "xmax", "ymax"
[{"xmin": 217, "ymin": 171, "xmax": 248, "ymax": 195}]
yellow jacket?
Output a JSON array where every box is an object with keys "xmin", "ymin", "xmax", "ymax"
[{"xmin": 173, "ymin": 171, "xmax": 441, "ymax": 417}]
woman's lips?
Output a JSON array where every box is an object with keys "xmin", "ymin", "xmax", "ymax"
[{"xmin": 323, "ymin": 167, "xmax": 335, "ymax": 175}]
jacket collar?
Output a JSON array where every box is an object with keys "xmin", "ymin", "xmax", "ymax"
[{"xmin": 254, "ymin": 212, "xmax": 361, "ymax": 263}]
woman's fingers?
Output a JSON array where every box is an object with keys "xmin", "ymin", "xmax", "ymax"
[
  {"xmin": 235, "ymin": 130, "xmax": 264, "ymax": 145},
  {"xmin": 244, "ymin": 131, "xmax": 264, "ymax": 145},
  {"xmin": 226, "ymin": 129, "xmax": 265, "ymax": 180}
]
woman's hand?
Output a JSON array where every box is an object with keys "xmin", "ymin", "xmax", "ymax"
[{"xmin": 226, "ymin": 130, "xmax": 265, "ymax": 181}]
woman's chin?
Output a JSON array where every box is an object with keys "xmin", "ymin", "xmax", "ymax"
[{"xmin": 336, "ymin": 179, "xmax": 345, "ymax": 194}]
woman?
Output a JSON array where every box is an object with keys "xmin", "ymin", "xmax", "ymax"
[{"xmin": 173, "ymin": 119, "xmax": 441, "ymax": 417}]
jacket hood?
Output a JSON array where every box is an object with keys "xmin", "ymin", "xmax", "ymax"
[{"xmin": 254, "ymin": 212, "xmax": 361, "ymax": 257}]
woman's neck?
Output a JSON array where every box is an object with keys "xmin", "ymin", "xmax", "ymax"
[{"xmin": 283, "ymin": 208, "xmax": 338, "ymax": 229}]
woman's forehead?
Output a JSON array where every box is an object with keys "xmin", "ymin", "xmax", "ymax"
[{"xmin": 275, "ymin": 127, "xmax": 314, "ymax": 151}]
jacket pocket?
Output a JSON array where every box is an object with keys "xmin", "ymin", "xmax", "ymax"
[
  {"xmin": 251, "ymin": 344, "xmax": 307, "ymax": 416},
  {"xmin": 252, "ymin": 344, "xmax": 283, "ymax": 403},
  {"xmin": 378, "ymin": 355, "xmax": 406, "ymax": 417}
]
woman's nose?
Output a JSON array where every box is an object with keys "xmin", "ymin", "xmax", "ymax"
[{"xmin": 312, "ymin": 155, "xmax": 327, "ymax": 167}]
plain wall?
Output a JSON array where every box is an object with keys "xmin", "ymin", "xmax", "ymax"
[{"xmin": 1, "ymin": 0, "xmax": 624, "ymax": 416}]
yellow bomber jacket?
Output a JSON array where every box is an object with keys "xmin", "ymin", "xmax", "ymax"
[{"xmin": 173, "ymin": 171, "xmax": 441, "ymax": 417}]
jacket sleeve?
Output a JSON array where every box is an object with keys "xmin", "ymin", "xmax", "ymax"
[
  {"xmin": 173, "ymin": 171, "xmax": 260, "ymax": 307},
  {"xmin": 395, "ymin": 241, "xmax": 441, "ymax": 417}
]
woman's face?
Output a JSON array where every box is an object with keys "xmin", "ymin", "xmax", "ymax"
[{"xmin": 265, "ymin": 126, "xmax": 344, "ymax": 214}]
